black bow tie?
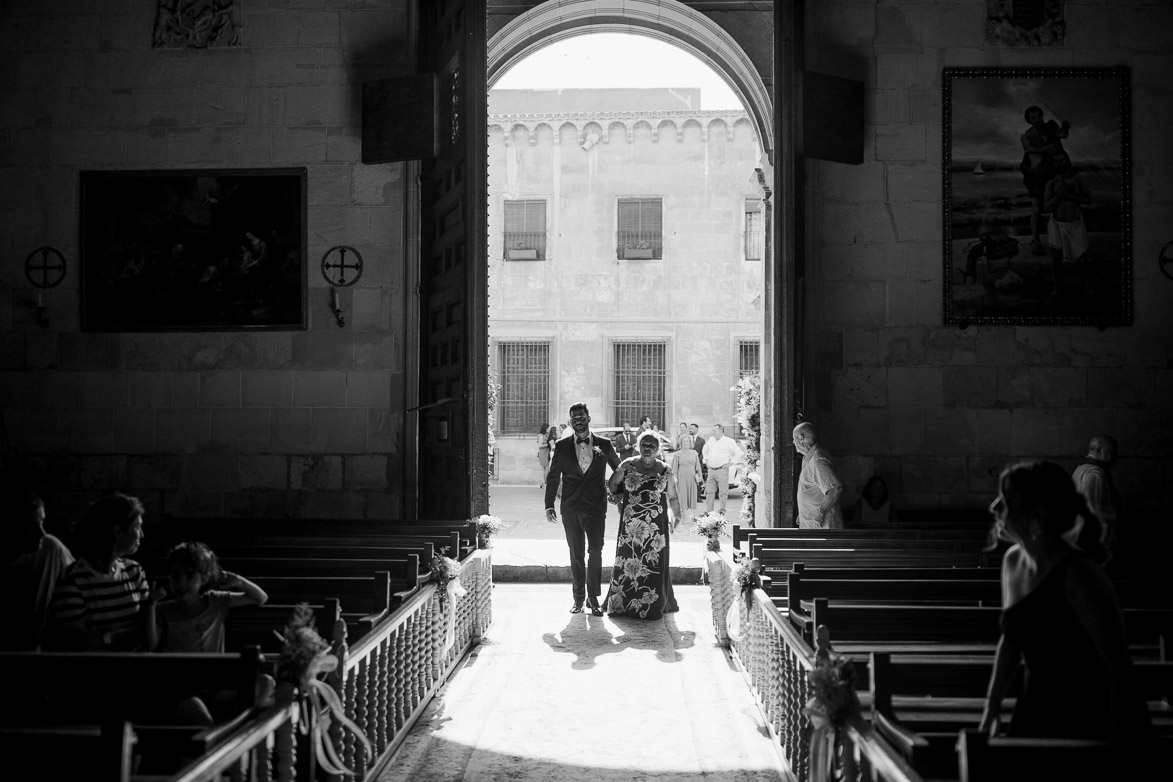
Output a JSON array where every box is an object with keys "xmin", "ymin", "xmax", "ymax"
[{"xmin": 576, "ymin": 437, "xmax": 591, "ymax": 444}]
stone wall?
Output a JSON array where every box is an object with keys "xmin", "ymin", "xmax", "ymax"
[
  {"xmin": 487, "ymin": 95, "xmax": 764, "ymax": 485},
  {"xmin": 804, "ymin": 0, "xmax": 1173, "ymax": 511},
  {"xmin": 0, "ymin": 0, "xmax": 411, "ymax": 525}
]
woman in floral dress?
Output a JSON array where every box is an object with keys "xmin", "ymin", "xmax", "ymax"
[{"xmin": 604, "ymin": 431, "xmax": 681, "ymax": 619}]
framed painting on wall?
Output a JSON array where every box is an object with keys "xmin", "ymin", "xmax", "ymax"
[
  {"xmin": 942, "ymin": 67, "xmax": 1131, "ymax": 327},
  {"xmin": 80, "ymin": 168, "xmax": 307, "ymax": 331}
]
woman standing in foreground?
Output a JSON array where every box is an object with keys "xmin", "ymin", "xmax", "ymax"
[{"xmin": 979, "ymin": 460, "xmax": 1147, "ymax": 744}]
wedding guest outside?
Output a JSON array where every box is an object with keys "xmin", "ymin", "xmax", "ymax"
[
  {"xmin": 690, "ymin": 423, "xmax": 707, "ymax": 498},
  {"xmin": 670, "ymin": 428, "xmax": 703, "ymax": 529},
  {"xmin": 537, "ymin": 423, "xmax": 552, "ymax": 488},
  {"xmin": 613, "ymin": 422, "xmax": 638, "ymax": 462},
  {"xmin": 2, "ymin": 489, "xmax": 74, "ymax": 650},
  {"xmin": 792, "ymin": 422, "xmax": 843, "ymax": 529},
  {"xmin": 702, "ymin": 424, "xmax": 744, "ymax": 514}
]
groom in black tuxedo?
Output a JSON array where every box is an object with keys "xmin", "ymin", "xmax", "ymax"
[{"xmin": 545, "ymin": 403, "xmax": 620, "ymax": 616}]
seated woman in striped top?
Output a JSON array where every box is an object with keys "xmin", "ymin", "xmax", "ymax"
[{"xmin": 49, "ymin": 492, "xmax": 155, "ymax": 651}]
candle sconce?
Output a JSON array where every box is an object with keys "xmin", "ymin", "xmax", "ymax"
[
  {"xmin": 321, "ymin": 245, "xmax": 364, "ymax": 329},
  {"xmin": 25, "ymin": 246, "xmax": 67, "ymax": 329}
]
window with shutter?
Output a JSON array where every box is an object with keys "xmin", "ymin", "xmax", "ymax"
[
  {"xmin": 617, "ymin": 199, "xmax": 663, "ymax": 259},
  {"xmin": 504, "ymin": 199, "xmax": 547, "ymax": 260}
]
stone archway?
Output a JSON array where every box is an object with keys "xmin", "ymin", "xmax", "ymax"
[
  {"xmin": 484, "ymin": 0, "xmax": 793, "ymax": 526},
  {"xmin": 487, "ymin": 0, "xmax": 774, "ymax": 162}
]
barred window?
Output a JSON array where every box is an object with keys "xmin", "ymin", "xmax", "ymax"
[
  {"xmin": 504, "ymin": 200, "xmax": 547, "ymax": 260},
  {"xmin": 612, "ymin": 341, "xmax": 666, "ymax": 428},
  {"xmin": 617, "ymin": 199, "xmax": 663, "ymax": 259},
  {"xmin": 497, "ymin": 342, "xmax": 549, "ymax": 434},
  {"xmin": 739, "ymin": 340, "xmax": 760, "ymax": 379},
  {"xmin": 745, "ymin": 201, "xmax": 763, "ymax": 261}
]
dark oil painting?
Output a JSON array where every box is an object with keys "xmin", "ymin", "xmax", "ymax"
[{"xmin": 81, "ymin": 168, "xmax": 306, "ymax": 331}]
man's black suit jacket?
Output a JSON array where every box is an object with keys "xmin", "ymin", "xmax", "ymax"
[{"xmin": 544, "ymin": 432, "xmax": 620, "ymax": 513}]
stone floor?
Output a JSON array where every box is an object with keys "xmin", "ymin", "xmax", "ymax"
[{"xmin": 376, "ymin": 584, "xmax": 785, "ymax": 782}]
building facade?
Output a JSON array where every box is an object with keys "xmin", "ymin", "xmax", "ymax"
[{"xmin": 487, "ymin": 89, "xmax": 765, "ymax": 485}]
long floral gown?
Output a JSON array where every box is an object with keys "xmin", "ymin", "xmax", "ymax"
[{"xmin": 604, "ymin": 464, "xmax": 678, "ymax": 619}]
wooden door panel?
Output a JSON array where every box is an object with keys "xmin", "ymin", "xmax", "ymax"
[{"xmin": 417, "ymin": 0, "xmax": 488, "ymax": 521}]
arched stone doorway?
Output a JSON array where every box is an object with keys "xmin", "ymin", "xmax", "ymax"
[{"xmin": 483, "ymin": 0, "xmax": 794, "ymax": 525}]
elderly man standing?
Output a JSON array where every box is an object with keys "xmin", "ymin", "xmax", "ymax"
[
  {"xmin": 1072, "ymin": 434, "xmax": 1121, "ymax": 547},
  {"xmin": 792, "ymin": 422, "xmax": 844, "ymax": 529}
]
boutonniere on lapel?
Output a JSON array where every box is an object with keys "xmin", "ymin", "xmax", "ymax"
[{"xmin": 593, "ymin": 446, "xmax": 604, "ymax": 456}]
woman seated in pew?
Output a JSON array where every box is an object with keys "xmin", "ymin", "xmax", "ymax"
[
  {"xmin": 849, "ymin": 475, "xmax": 898, "ymax": 526},
  {"xmin": 979, "ymin": 460, "xmax": 1149, "ymax": 745},
  {"xmin": 2, "ymin": 489, "xmax": 74, "ymax": 650},
  {"xmin": 149, "ymin": 541, "xmax": 268, "ymax": 653},
  {"xmin": 48, "ymin": 492, "xmax": 155, "ymax": 651}
]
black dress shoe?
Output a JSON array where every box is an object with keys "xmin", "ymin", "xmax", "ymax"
[
  {"xmin": 586, "ymin": 599, "xmax": 604, "ymax": 617},
  {"xmin": 570, "ymin": 602, "xmax": 584, "ymax": 614}
]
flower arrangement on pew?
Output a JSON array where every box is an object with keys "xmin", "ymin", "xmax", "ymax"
[
  {"xmin": 472, "ymin": 514, "xmax": 503, "ymax": 549},
  {"xmin": 430, "ymin": 548, "xmax": 467, "ymax": 654},
  {"xmin": 692, "ymin": 511, "xmax": 730, "ymax": 551},
  {"xmin": 804, "ymin": 625, "xmax": 862, "ymax": 782},
  {"xmin": 275, "ymin": 604, "xmax": 370, "ymax": 777},
  {"xmin": 730, "ymin": 551, "xmax": 762, "ymax": 609}
]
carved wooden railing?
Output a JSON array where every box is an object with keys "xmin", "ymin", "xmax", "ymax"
[
  {"xmin": 328, "ymin": 548, "xmax": 493, "ymax": 781},
  {"xmin": 166, "ymin": 549, "xmax": 492, "ymax": 782},
  {"xmin": 705, "ymin": 551, "xmax": 923, "ymax": 782},
  {"xmin": 167, "ymin": 702, "xmax": 300, "ymax": 782}
]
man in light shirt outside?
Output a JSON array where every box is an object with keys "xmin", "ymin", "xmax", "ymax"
[
  {"xmin": 792, "ymin": 421, "xmax": 843, "ymax": 529},
  {"xmin": 702, "ymin": 424, "xmax": 744, "ymax": 514}
]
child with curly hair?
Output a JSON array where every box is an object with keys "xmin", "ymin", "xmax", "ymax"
[{"xmin": 150, "ymin": 542, "xmax": 268, "ymax": 653}]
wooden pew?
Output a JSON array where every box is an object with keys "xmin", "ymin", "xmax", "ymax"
[
  {"xmin": 754, "ymin": 547, "xmax": 989, "ymax": 597},
  {"xmin": 225, "ymin": 598, "xmax": 345, "ymax": 653},
  {"xmin": 146, "ymin": 518, "xmax": 475, "ymax": 553},
  {"xmin": 0, "ymin": 648, "xmax": 262, "ymax": 726},
  {"xmin": 149, "ymin": 533, "xmax": 468, "ymax": 562},
  {"xmin": 871, "ymin": 653, "xmax": 1173, "ymax": 779},
  {"xmin": 733, "ymin": 523, "xmax": 991, "ymax": 548},
  {"xmin": 809, "ymin": 599, "xmax": 1173, "ymax": 650},
  {"xmin": 248, "ymin": 573, "xmax": 391, "ymax": 619},
  {"xmin": 786, "ymin": 577, "xmax": 1003, "ymax": 632},
  {"xmin": 0, "ymin": 721, "xmax": 136, "ymax": 782},
  {"xmin": 955, "ymin": 729, "xmax": 1168, "ymax": 782}
]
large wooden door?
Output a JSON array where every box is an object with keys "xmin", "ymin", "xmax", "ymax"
[{"xmin": 416, "ymin": 0, "xmax": 488, "ymax": 520}]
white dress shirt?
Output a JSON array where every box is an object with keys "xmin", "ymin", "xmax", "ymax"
[{"xmin": 702, "ymin": 435, "xmax": 743, "ymax": 469}]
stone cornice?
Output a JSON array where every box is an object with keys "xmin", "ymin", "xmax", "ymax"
[{"xmin": 488, "ymin": 109, "xmax": 754, "ymax": 146}]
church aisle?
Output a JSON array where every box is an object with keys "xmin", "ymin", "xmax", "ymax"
[{"xmin": 378, "ymin": 584, "xmax": 786, "ymax": 781}]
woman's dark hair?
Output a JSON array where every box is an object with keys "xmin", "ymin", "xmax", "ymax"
[
  {"xmin": 1000, "ymin": 460, "xmax": 1108, "ymax": 563},
  {"xmin": 637, "ymin": 431, "xmax": 660, "ymax": 448},
  {"xmin": 539, "ymin": 423, "xmax": 549, "ymax": 435},
  {"xmin": 165, "ymin": 541, "xmax": 222, "ymax": 585},
  {"xmin": 2, "ymin": 489, "xmax": 45, "ymax": 562},
  {"xmin": 73, "ymin": 492, "xmax": 145, "ymax": 561},
  {"xmin": 862, "ymin": 475, "xmax": 889, "ymax": 508}
]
